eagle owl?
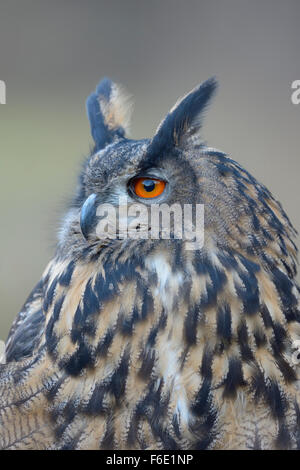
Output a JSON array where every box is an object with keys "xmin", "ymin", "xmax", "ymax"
[{"xmin": 1, "ymin": 78, "xmax": 300, "ymax": 450}]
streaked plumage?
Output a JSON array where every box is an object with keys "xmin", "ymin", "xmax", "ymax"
[{"xmin": 1, "ymin": 77, "xmax": 299, "ymax": 450}]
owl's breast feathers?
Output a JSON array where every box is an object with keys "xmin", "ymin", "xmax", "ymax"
[{"xmin": 1, "ymin": 230, "xmax": 300, "ymax": 449}]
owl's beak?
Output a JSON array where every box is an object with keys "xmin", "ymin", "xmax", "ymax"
[{"xmin": 80, "ymin": 193, "xmax": 99, "ymax": 240}]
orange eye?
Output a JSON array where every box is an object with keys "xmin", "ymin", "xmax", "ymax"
[{"xmin": 133, "ymin": 177, "xmax": 166, "ymax": 199}]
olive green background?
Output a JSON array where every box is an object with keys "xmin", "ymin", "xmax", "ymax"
[{"xmin": 0, "ymin": 0, "xmax": 299, "ymax": 339}]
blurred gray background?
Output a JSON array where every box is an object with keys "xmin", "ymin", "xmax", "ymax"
[{"xmin": 0, "ymin": 0, "xmax": 299, "ymax": 338}]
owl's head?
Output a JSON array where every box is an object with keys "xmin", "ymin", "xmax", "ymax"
[{"xmin": 59, "ymin": 78, "xmax": 297, "ymax": 275}]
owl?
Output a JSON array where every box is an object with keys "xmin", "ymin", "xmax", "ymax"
[{"xmin": 1, "ymin": 77, "xmax": 300, "ymax": 450}]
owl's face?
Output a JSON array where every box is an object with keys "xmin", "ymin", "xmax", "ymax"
[
  {"xmin": 78, "ymin": 138, "xmax": 200, "ymax": 243},
  {"xmin": 58, "ymin": 78, "xmax": 296, "ymax": 274}
]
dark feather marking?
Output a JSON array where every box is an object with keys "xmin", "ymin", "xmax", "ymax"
[
  {"xmin": 271, "ymin": 322, "xmax": 287, "ymax": 355},
  {"xmin": 141, "ymin": 288, "xmax": 154, "ymax": 320},
  {"xmin": 126, "ymin": 415, "xmax": 139, "ymax": 448},
  {"xmin": 275, "ymin": 355, "xmax": 297, "ymax": 384},
  {"xmin": 58, "ymin": 430, "xmax": 83, "ymax": 451},
  {"xmin": 235, "ymin": 268, "xmax": 260, "ymax": 316},
  {"xmin": 180, "ymin": 276, "xmax": 193, "ymax": 306},
  {"xmin": 194, "ymin": 431, "xmax": 216, "ymax": 450},
  {"xmin": 146, "ymin": 311, "xmax": 167, "ymax": 347},
  {"xmin": 6, "ymin": 308, "xmax": 45, "ymax": 362},
  {"xmin": 11, "ymin": 353, "xmax": 42, "ymax": 385},
  {"xmin": 70, "ymin": 282, "xmax": 99, "ymax": 343},
  {"xmin": 192, "ymin": 378, "xmax": 212, "ymax": 417},
  {"xmin": 52, "ymin": 296, "xmax": 65, "ymax": 322},
  {"xmin": 190, "ymin": 407, "xmax": 218, "ymax": 450},
  {"xmin": 264, "ymin": 380, "xmax": 288, "ymax": 420},
  {"xmin": 13, "ymin": 385, "xmax": 45, "ymax": 407},
  {"xmin": 283, "ymin": 306, "xmax": 300, "ymax": 323},
  {"xmin": 5, "ymin": 279, "xmax": 45, "ymax": 361},
  {"xmin": 71, "ymin": 306, "xmax": 83, "ymax": 343},
  {"xmin": 45, "ymin": 316, "xmax": 59, "ymax": 358},
  {"xmin": 260, "ymin": 304, "xmax": 274, "ymax": 329},
  {"xmin": 148, "ymin": 393, "xmax": 178, "ymax": 450},
  {"xmin": 192, "ymin": 347, "xmax": 219, "ymax": 448},
  {"xmin": 111, "ymin": 259, "xmax": 137, "ymax": 285},
  {"xmin": 171, "ymin": 241, "xmax": 183, "ymax": 273},
  {"xmin": 261, "ymin": 227, "xmax": 274, "ymax": 242},
  {"xmin": 43, "ymin": 278, "xmax": 58, "ymax": 313},
  {"xmin": 237, "ymin": 320, "xmax": 255, "ymax": 362},
  {"xmin": 94, "ymin": 271, "xmax": 119, "ymax": 303},
  {"xmin": 172, "ymin": 414, "xmax": 181, "ymax": 440},
  {"xmin": 293, "ymin": 401, "xmax": 300, "ymax": 449},
  {"xmin": 278, "ymin": 234, "xmax": 288, "ymax": 257},
  {"xmin": 200, "ymin": 266, "xmax": 227, "ymax": 310},
  {"xmin": 127, "ymin": 381, "xmax": 163, "ymax": 448},
  {"xmin": 63, "ymin": 401, "xmax": 77, "ymax": 425},
  {"xmin": 96, "ymin": 328, "xmax": 115, "ymax": 357},
  {"xmin": 253, "ymin": 328, "xmax": 267, "ymax": 348},
  {"xmin": 192, "ymin": 251, "xmax": 211, "ymax": 275},
  {"xmin": 55, "ymin": 420, "xmax": 71, "ymax": 440},
  {"xmin": 138, "ymin": 349, "xmax": 156, "ymax": 380},
  {"xmin": 251, "ymin": 367, "xmax": 267, "ymax": 402},
  {"xmin": 201, "ymin": 346, "xmax": 213, "ymax": 380},
  {"xmin": 82, "ymin": 279, "xmax": 100, "ymax": 317},
  {"xmin": 63, "ymin": 341, "xmax": 95, "ymax": 377},
  {"xmin": 120, "ymin": 306, "xmax": 140, "ymax": 336},
  {"xmin": 217, "ymin": 251, "xmax": 239, "ymax": 270},
  {"xmin": 132, "ymin": 380, "xmax": 176, "ymax": 449},
  {"xmin": 85, "ymin": 383, "xmax": 107, "ymax": 415},
  {"xmin": 82, "ymin": 318, "xmax": 97, "ymax": 338},
  {"xmin": 272, "ymin": 267, "xmax": 298, "ymax": 320},
  {"xmin": 46, "ymin": 334, "xmax": 59, "ymax": 360},
  {"xmin": 238, "ymin": 255, "xmax": 261, "ymax": 274},
  {"xmin": 184, "ymin": 304, "xmax": 199, "ymax": 345},
  {"xmin": 47, "ymin": 375, "xmax": 67, "ymax": 401},
  {"xmin": 45, "ymin": 297, "xmax": 66, "ymax": 358},
  {"xmin": 157, "ymin": 430, "xmax": 179, "ymax": 450},
  {"xmin": 216, "ymin": 304, "xmax": 232, "ymax": 345},
  {"xmin": 110, "ymin": 349, "xmax": 130, "ymax": 401},
  {"xmin": 222, "ymin": 357, "xmax": 247, "ymax": 398},
  {"xmin": 276, "ymin": 422, "xmax": 292, "ymax": 449},
  {"xmin": 58, "ymin": 260, "xmax": 75, "ymax": 287},
  {"xmin": 251, "ymin": 212, "xmax": 260, "ymax": 231}
]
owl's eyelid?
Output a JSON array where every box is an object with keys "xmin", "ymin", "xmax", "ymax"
[
  {"xmin": 135, "ymin": 176, "xmax": 166, "ymax": 184},
  {"xmin": 130, "ymin": 170, "xmax": 169, "ymax": 184}
]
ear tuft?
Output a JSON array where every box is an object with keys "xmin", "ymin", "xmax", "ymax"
[
  {"xmin": 86, "ymin": 78, "xmax": 133, "ymax": 152},
  {"xmin": 148, "ymin": 78, "xmax": 217, "ymax": 156}
]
